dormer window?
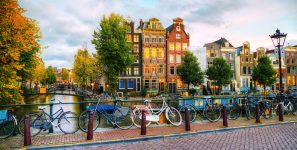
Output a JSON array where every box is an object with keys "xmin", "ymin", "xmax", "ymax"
[{"xmin": 225, "ymin": 42, "xmax": 229, "ymax": 47}]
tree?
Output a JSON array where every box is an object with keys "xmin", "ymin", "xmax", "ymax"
[
  {"xmin": 29, "ymin": 58, "xmax": 45, "ymax": 87},
  {"xmin": 0, "ymin": 0, "xmax": 42, "ymax": 104},
  {"xmin": 206, "ymin": 57, "xmax": 232, "ymax": 94},
  {"xmin": 177, "ymin": 51, "xmax": 204, "ymax": 91},
  {"xmin": 92, "ymin": 13, "xmax": 134, "ymax": 94},
  {"xmin": 61, "ymin": 68, "xmax": 69, "ymax": 81},
  {"xmin": 41, "ymin": 66, "xmax": 56, "ymax": 85},
  {"xmin": 72, "ymin": 49, "xmax": 94, "ymax": 89},
  {"xmin": 252, "ymin": 56, "xmax": 276, "ymax": 93}
]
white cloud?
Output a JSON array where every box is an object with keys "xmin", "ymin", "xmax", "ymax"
[{"xmin": 20, "ymin": 0, "xmax": 297, "ymax": 68}]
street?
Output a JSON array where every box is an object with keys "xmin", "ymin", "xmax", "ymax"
[{"xmin": 75, "ymin": 124, "xmax": 297, "ymax": 150}]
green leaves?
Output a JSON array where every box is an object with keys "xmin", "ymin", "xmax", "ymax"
[
  {"xmin": 41, "ymin": 66, "xmax": 56, "ymax": 85},
  {"xmin": 252, "ymin": 56, "xmax": 276, "ymax": 89},
  {"xmin": 92, "ymin": 13, "xmax": 134, "ymax": 92},
  {"xmin": 177, "ymin": 51, "xmax": 204, "ymax": 90},
  {"xmin": 206, "ymin": 57, "xmax": 232, "ymax": 91}
]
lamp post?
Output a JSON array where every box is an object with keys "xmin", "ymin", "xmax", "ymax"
[{"xmin": 269, "ymin": 29, "xmax": 287, "ymax": 121}]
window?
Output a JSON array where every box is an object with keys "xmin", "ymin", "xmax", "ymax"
[
  {"xmin": 152, "ymin": 80, "xmax": 157, "ymax": 89},
  {"xmin": 127, "ymin": 35, "xmax": 132, "ymax": 42},
  {"xmin": 242, "ymin": 66, "xmax": 246, "ymax": 74},
  {"xmin": 169, "ymin": 43, "xmax": 175, "ymax": 50},
  {"xmin": 134, "ymin": 55, "xmax": 139, "ymax": 63},
  {"xmin": 152, "ymin": 64, "xmax": 156, "ymax": 74},
  {"xmin": 170, "ymin": 54, "xmax": 174, "ymax": 63},
  {"xmin": 292, "ymin": 66, "xmax": 296, "ymax": 74},
  {"xmin": 287, "ymin": 59, "xmax": 290, "ymax": 64},
  {"xmin": 170, "ymin": 67, "xmax": 174, "ymax": 75},
  {"xmin": 229, "ymin": 53, "xmax": 233, "ymax": 60},
  {"xmin": 151, "ymin": 48, "xmax": 157, "ymax": 58},
  {"xmin": 119, "ymin": 79, "xmax": 125, "ymax": 89},
  {"xmin": 145, "ymin": 36, "xmax": 150, "ymax": 43},
  {"xmin": 158, "ymin": 48, "xmax": 164, "ymax": 58},
  {"xmin": 292, "ymin": 59, "xmax": 295, "ymax": 63},
  {"xmin": 134, "ymin": 35, "xmax": 139, "ymax": 42},
  {"xmin": 176, "ymin": 55, "xmax": 181, "ymax": 63},
  {"xmin": 145, "ymin": 64, "xmax": 149, "ymax": 74},
  {"xmin": 287, "ymin": 67, "xmax": 291, "ymax": 74},
  {"xmin": 182, "ymin": 43, "xmax": 188, "ymax": 51},
  {"xmin": 176, "ymin": 33, "xmax": 181, "ymax": 39},
  {"xmin": 134, "ymin": 66, "xmax": 139, "ymax": 75},
  {"xmin": 133, "ymin": 44, "xmax": 139, "ymax": 53},
  {"xmin": 144, "ymin": 80, "xmax": 149, "ymax": 89},
  {"xmin": 246, "ymin": 58, "xmax": 249, "ymax": 62},
  {"xmin": 158, "ymin": 36, "xmax": 164, "ymax": 43},
  {"xmin": 144, "ymin": 48, "xmax": 150, "ymax": 58},
  {"xmin": 210, "ymin": 53, "xmax": 216, "ymax": 57},
  {"xmin": 248, "ymin": 67, "xmax": 252, "ymax": 74},
  {"xmin": 128, "ymin": 79, "xmax": 134, "ymax": 89},
  {"xmin": 152, "ymin": 23, "xmax": 156, "ymax": 29},
  {"xmin": 126, "ymin": 67, "xmax": 131, "ymax": 75},
  {"xmin": 176, "ymin": 42, "xmax": 181, "ymax": 51},
  {"xmin": 158, "ymin": 65, "xmax": 164, "ymax": 74},
  {"xmin": 127, "ymin": 26, "xmax": 131, "ymax": 33},
  {"xmin": 152, "ymin": 36, "xmax": 156, "ymax": 43}
]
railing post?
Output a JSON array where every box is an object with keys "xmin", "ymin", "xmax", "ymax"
[
  {"xmin": 87, "ymin": 111, "xmax": 94, "ymax": 140},
  {"xmin": 49, "ymin": 103, "xmax": 54, "ymax": 133},
  {"xmin": 141, "ymin": 110, "xmax": 146, "ymax": 135},
  {"xmin": 24, "ymin": 115, "xmax": 31, "ymax": 146},
  {"xmin": 255, "ymin": 103, "xmax": 260, "ymax": 123},
  {"xmin": 279, "ymin": 102, "xmax": 284, "ymax": 121},
  {"xmin": 185, "ymin": 107, "xmax": 191, "ymax": 131},
  {"xmin": 222, "ymin": 106, "xmax": 228, "ymax": 127}
]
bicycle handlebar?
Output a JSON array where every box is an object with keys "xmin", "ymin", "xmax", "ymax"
[{"xmin": 50, "ymin": 99, "xmax": 62, "ymax": 104}]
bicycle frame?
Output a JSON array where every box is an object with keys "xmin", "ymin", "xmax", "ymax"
[
  {"xmin": 38, "ymin": 107, "xmax": 65, "ymax": 128},
  {"xmin": 146, "ymin": 98, "xmax": 170, "ymax": 116},
  {"xmin": 92, "ymin": 99, "xmax": 121, "ymax": 125}
]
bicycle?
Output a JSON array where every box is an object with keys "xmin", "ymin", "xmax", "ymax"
[
  {"xmin": 78, "ymin": 99, "xmax": 133, "ymax": 132},
  {"xmin": 18, "ymin": 99, "xmax": 79, "ymax": 136},
  {"xmin": 0, "ymin": 110, "xmax": 17, "ymax": 139},
  {"xmin": 131, "ymin": 96, "xmax": 182, "ymax": 127},
  {"xmin": 273, "ymin": 97, "xmax": 297, "ymax": 115},
  {"xmin": 244, "ymin": 96, "xmax": 272, "ymax": 120}
]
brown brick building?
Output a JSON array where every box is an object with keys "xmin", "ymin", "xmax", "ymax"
[
  {"xmin": 166, "ymin": 18, "xmax": 190, "ymax": 94},
  {"xmin": 139, "ymin": 18, "xmax": 166, "ymax": 94}
]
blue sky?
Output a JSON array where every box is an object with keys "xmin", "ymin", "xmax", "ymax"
[{"xmin": 20, "ymin": 0, "xmax": 297, "ymax": 68}]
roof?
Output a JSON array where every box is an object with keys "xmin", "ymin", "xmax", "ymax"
[
  {"xmin": 166, "ymin": 24, "xmax": 173, "ymax": 33},
  {"xmin": 213, "ymin": 38, "xmax": 234, "ymax": 47}
]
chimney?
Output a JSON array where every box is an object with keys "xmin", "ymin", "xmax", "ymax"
[{"xmin": 139, "ymin": 19, "xmax": 143, "ymax": 29}]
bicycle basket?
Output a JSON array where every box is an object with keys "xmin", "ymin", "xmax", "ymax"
[
  {"xmin": 113, "ymin": 107, "xmax": 129, "ymax": 117},
  {"xmin": 0, "ymin": 110, "xmax": 8, "ymax": 124}
]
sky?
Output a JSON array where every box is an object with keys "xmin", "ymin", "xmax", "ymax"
[{"xmin": 20, "ymin": 0, "xmax": 297, "ymax": 69}]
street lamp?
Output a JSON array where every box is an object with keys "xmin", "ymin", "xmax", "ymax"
[{"xmin": 269, "ymin": 28, "xmax": 287, "ymax": 121}]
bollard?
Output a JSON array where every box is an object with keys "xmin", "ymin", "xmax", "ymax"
[
  {"xmin": 49, "ymin": 103, "xmax": 54, "ymax": 133},
  {"xmin": 279, "ymin": 103, "xmax": 284, "ymax": 121},
  {"xmin": 222, "ymin": 106, "xmax": 228, "ymax": 127},
  {"xmin": 24, "ymin": 115, "xmax": 31, "ymax": 146},
  {"xmin": 185, "ymin": 107, "xmax": 191, "ymax": 131},
  {"xmin": 87, "ymin": 111, "xmax": 94, "ymax": 140},
  {"xmin": 141, "ymin": 110, "xmax": 146, "ymax": 135},
  {"xmin": 255, "ymin": 103, "xmax": 260, "ymax": 123}
]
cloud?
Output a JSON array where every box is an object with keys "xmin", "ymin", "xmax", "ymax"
[{"xmin": 20, "ymin": 0, "xmax": 297, "ymax": 68}]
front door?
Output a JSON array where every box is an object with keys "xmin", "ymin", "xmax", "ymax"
[
  {"xmin": 159, "ymin": 82, "xmax": 165, "ymax": 93},
  {"xmin": 168, "ymin": 83, "xmax": 176, "ymax": 94}
]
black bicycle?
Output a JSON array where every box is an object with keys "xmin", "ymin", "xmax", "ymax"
[
  {"xmin": 18, "ymin": 99, "xmax": 79, "ymax": 136},
  {"xmin": 0, "ymin": 110, "xmax": 17, "ymax": 139},
  {"xmin": 244, "ymin": 96, "xmax": 272, "ymax": 120},
  {"xmin": 78, "ymin": 99, "xmax": 133, "ymax": 132}
]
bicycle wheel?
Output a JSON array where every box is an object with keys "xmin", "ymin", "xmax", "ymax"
[
  {"xmin": 178, "ymin": 105, "xmax": 197, "ymax": 123},
  {"xmin": 228, "ymin": 105, "xmax": 240, "ymax": 120},
  {"xmin": 78, "ymin": 110, "xmax": 100, "ymax": 132},
  {"xmin": 113, "ymin": 107, "xmax": 134, "ymax": 129},
  {"xmin": 165, "ymin": 107, "xmax": 182, "ymax": 126},
  {"xmin": 203, "ymin": 105, "xmax": 221, "ymax": 122},
  {"xmin": 261, "ymin": 107, "xmax": 272, "ymax": 119},
  {"xmin": 0, "ymin": 113, "xmax": 17, "ymax": 139},
  {"xmin": 245, "ymin": 104, "xmax": 256, "ymax": 120},
  {"xmin": 131, "ymin": 107, "xmax": 152, "ymax": 128},
  {"xmin": 18, "ymin": 113, "xmax": 42, "ymax": 137},
  {"xmin": 58, "ymin": 111, "xmax": 79, "ymax": 134}
]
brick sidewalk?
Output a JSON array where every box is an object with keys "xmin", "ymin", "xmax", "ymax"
[{"xmin": 0, "ymin": 115, "xmax": 296, "ymax": 149}]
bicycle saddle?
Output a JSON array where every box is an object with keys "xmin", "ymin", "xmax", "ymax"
[{"xmin": 38, "ymin": 106, "xmax": 47, "ymax": 110}]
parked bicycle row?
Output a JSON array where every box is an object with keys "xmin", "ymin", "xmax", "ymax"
[{"xmin": 1, "ymin": 96, "xmax": 296, "ymax": 139}]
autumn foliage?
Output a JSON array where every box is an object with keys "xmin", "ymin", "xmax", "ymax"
[{"xmin": 0, "ymin": 0, "xmax": 42, "ymax": 104}]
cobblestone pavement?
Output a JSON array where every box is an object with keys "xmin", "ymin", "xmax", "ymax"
[
  {"xmin": 79, "ymin": 123, "xmax": 297, "ymax": 150},
  {"xmin": 0, "ymin": 115, "xmax": 296, "ymax": 149}
]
